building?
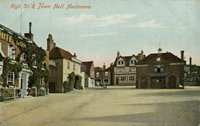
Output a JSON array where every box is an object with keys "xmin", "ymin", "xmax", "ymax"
[
  {"xmin": 113, "ymin": 51, "xmax": 145, "ymax": 86},
  {"xmin": 184, "ymin": 57, "xmax": 200, "ymax": 86},
  {"xmin": 82, "ymin": 61, "xmax": 95, "ymax": 88},
  {"xmin": 94, "ymin": 64, "xmax": 114, "ymax": 86},
  {"xmin": 0, "ymin": 23, "xmax": 48, "ymax": 97},
  {"xmin": 47, "ymin": 34, "xmax": 85, "ymax": 93},
  {"xmin": 136, "ymin": 49, "xmax": 185, "ymax": 89},
  {"xmin": 94, "ymin": 66, "xmax": 104, "ymax": 86}
]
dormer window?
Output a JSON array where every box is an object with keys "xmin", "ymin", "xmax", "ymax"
[
  {"xmin": 118, "ymin": 60, "xmax": 124, "ymax": 65},
  {"xmin": 130, "ymin": 60, "xmax": 134, "ymax": 64},
  {"xmin": 118, "ymin": 61, "xmax": 120, "ymax": 65},
  {"xmin": 130, "ymin": 60, "xmax": 137, "ymax": 64}
]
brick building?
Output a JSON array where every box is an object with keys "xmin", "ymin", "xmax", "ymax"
[
  {"xmin": 136, "ymin": 48, "xmax": 185, "ymax": 89},
  {"xmin": 0, "ymin": 23, "xmax": 48, "ymax": 97}
]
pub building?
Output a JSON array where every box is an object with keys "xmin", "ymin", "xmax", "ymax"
[{"xmin": 0, "ymin": 23, "xmax": 48, "ymax": 98}]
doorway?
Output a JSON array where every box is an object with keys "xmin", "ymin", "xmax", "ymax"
[{"xmin": 21, "ymin": 73, "xmax": 27, "ymax": 97}]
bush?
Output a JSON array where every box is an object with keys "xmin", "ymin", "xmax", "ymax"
[
  {"xmin": 63, "ymin": 72, "xmax": 75, "ymax": 93},
  {"xmin": 75, "ymin": 75, "xmax": 83, "ymax": 90},
  {"xmin": 38, "ymin": 87, "xmax": 46, "ymax": 96}
]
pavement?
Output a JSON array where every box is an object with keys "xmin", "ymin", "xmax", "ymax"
[{"xmin": 0, "ymin": 86, "xmax": 199, "ymax": 126}]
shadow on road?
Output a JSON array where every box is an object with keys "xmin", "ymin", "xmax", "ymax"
[{"xmin": 76, "ymin": 100, "xmax": 200, "ymax": 126}]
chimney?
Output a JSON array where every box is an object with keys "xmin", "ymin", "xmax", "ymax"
[
  {"xmin": 138, "ymin": 50, "xmax": 145, "ymax": 61},
  {"xmin": 73, "ymin": 53, "xmax": 77, "ymax": 58},
  {"xmin": 117, "ymin": 51, "xmax": 120, "ymax": 58},
  {"xmin": 181, "ymin": 50, "xmax": 184, "ymax": 60},
  {"xmin": 24, "ymin": 22, "xmax": 34, "ymax": 40},
  {"xmin": 47, "ymin": 34, "xmax": 56, "ymax": 51},
  {"xmin": 189, "ymin": 57, "xmax": 192, "ymax": 72},
  {"xmin": 103, "ymin": 63, "xmax": 106, "ymax": 70}
]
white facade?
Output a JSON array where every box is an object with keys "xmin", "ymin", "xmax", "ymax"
[{"xmin": 114, "ymin": 55, "xmax": 137, "ymax": 85}]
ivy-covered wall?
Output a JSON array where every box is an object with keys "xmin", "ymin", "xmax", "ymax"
[{"xmin": 0, "ymin": 27, "xmax": 49, "ymax": 90}]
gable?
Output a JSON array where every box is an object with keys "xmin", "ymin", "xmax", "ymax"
[
  {"xmin": 116, "ymin": 57, "xmax": 125, "ymax": 66},
  {"xmin": 137, "ymin": 52, "xmax": 184, "ymax": 65}
]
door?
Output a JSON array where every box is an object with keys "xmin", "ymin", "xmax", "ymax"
[
  {"xmin": 116, "ymin": 77, "xmax": 119, "ymax": 85},
  {"xmin": 168, "ymin": 75, "xmax": 176, "ymax": 88},
  {"xmin": 49, "ymin": 82, "xmax": 56, "ymax": 93},
  {"xmin": 21, "ymin": 73, "xmax": 27, "ymax": 97}
]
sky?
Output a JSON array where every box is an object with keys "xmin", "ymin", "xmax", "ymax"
[{"xmin": 0, "ymin": 0, "xmax": 200, "ymax": 67}]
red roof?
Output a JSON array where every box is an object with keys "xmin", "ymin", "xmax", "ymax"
[
  {"xmin": 137, "ymin": 52, "xmax": 184, "ymax": 64},
  {"xmin": 49, "ymin": 47, "xmax": 73, "ymax": 60}
]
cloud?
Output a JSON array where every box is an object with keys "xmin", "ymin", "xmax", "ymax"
[
  {"xmin": 95, "ymin": 14, "xmax": 137, "ymax": 27},
  {"xmin": 81, "ymin": 32, "xmax": 119, "ymax": 37},
  {"xmin": 63, "ymin": 14, "xmax": 96, "ymax": 24},
  {"xmin": 133, "ymin": 19, "xmax": 165, "ymax": 28},
  {"xmin": 63, "ymin": 13, "xmax": 137, "ymax": 27}
]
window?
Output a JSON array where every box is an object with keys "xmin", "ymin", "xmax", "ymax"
[
  {"xmin": 130, "ymin": 60, "xmax": 134, "ymax": 64},
  {"xmin": 118, "ymin": 61, "xmax": 121, "ymax": 65},
  {"xmin": 129, "ymin": 76, "xmax": 134, "ymax": 81},
  {"xmin": 129, "ymin": 67, "xmax": 136, "ymax": 72},
  {"xmin": 40, "ymin": 78, "xmax": 44, "ymax": 86},
  {"xmin": 20, "ymin": 53, "xmax": 27, "ymax": 61},
  {"xmin": 118, "ymin": 60, "xmax": 124, "ymax": 65},
  {"xmin": 121, "ymin": 76, "xmax": 126, "ymax": 82},
  {"xmin": 117, "ymin": 68, "xmax": 125, "ymax": 74},
  {"xmin": 67, "ymin": 62, "xmax": 70, "ymax": 69},
  {"xmin": 7, "ymin": 72, "xmax": 14, "ymax": 86},
  {"xmin": 96, "ymin": 72, "xmax": 99, "ymax": 77},
  {"xmin": 32, "ymin": 54, "xmax": 36, "ymax": 65},
  {"xmin": 8, "ymin": 45, "xmax": 15, "ymax": 59},
  {"xmin": 105, "ymin": 72, "xmax": 108, "ymax": 76},
  {"xmin": 154, "ymin": 65, "xmax": 164, "ymax": 73}
]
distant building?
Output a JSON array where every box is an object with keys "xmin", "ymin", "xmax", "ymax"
[
  {"xmin": 113, "ymin": 51, "xmax": 145, "ymax": 86},
  {"xmin": 82, "ymin": 61, "xmax": 95, "ymax": 88},
  {"xmin": 136, "ymin": 49, "xmax": 185, "ymax": 89},
  {"xmin": 103, "ymin": 64, "xmax": 114, "ymax": 85},
  {"xmin": 184, "ymin": 57, "xmax": 200, "ymax": 86},
  {"xmin": 47, "ymin": 34, "xmax": 85, "ymax": 93},
  {"xmin": 94, "ymin": 66, "xmax": 104, "ymax": 86}
]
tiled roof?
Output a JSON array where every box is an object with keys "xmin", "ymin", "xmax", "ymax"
[
  {"xmin": 49, "ymin": 47, "xmax": 73, "ymax": 60},
  {"xmin": 0, "ymin": 24, "xmax": 32, "ymax": 42},
  {"xmin": 114, "ymin": 55, "xmax": 136, "ymax": 67},
  {"xmin": 94, "ymin": 67, "xmax": 104, "ymax": 72},
  {"xmin": 82, "ymin": 61, "xmax": 93, "ymax": 69},
  {"xmin": 137, "ymin": 52, "xmax": 184, "ymax": 64},
  {"xmin": 105, "ymin": 67, "xmax": 112, "ymax": 72}
]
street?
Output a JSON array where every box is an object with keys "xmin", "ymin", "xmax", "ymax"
[{"xmin": 0, "ymin": 86, "xmax": 199, "ymax": 126}]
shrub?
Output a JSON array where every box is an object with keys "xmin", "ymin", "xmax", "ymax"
[
  {"xmin": 75, "ymin": 75, "xmax": 83, "ymax": 90},
  {"xmin": 63, "ymin": 72, "xmax": 75, "ymax": 93}
]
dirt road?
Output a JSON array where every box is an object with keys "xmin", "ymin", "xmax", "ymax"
[{"xmin": 0, "ymin": 86, "xmax": 199, "ymax": 126}]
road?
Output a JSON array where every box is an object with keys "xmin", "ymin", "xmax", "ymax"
[{"xmin": 0, "ymin": 86, "xmax": 199, "ymax": 126}]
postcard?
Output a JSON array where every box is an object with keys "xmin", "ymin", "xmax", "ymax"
[{"xmin": 0, "ymin": 0, "xmax": 199, "ymax": 126}]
